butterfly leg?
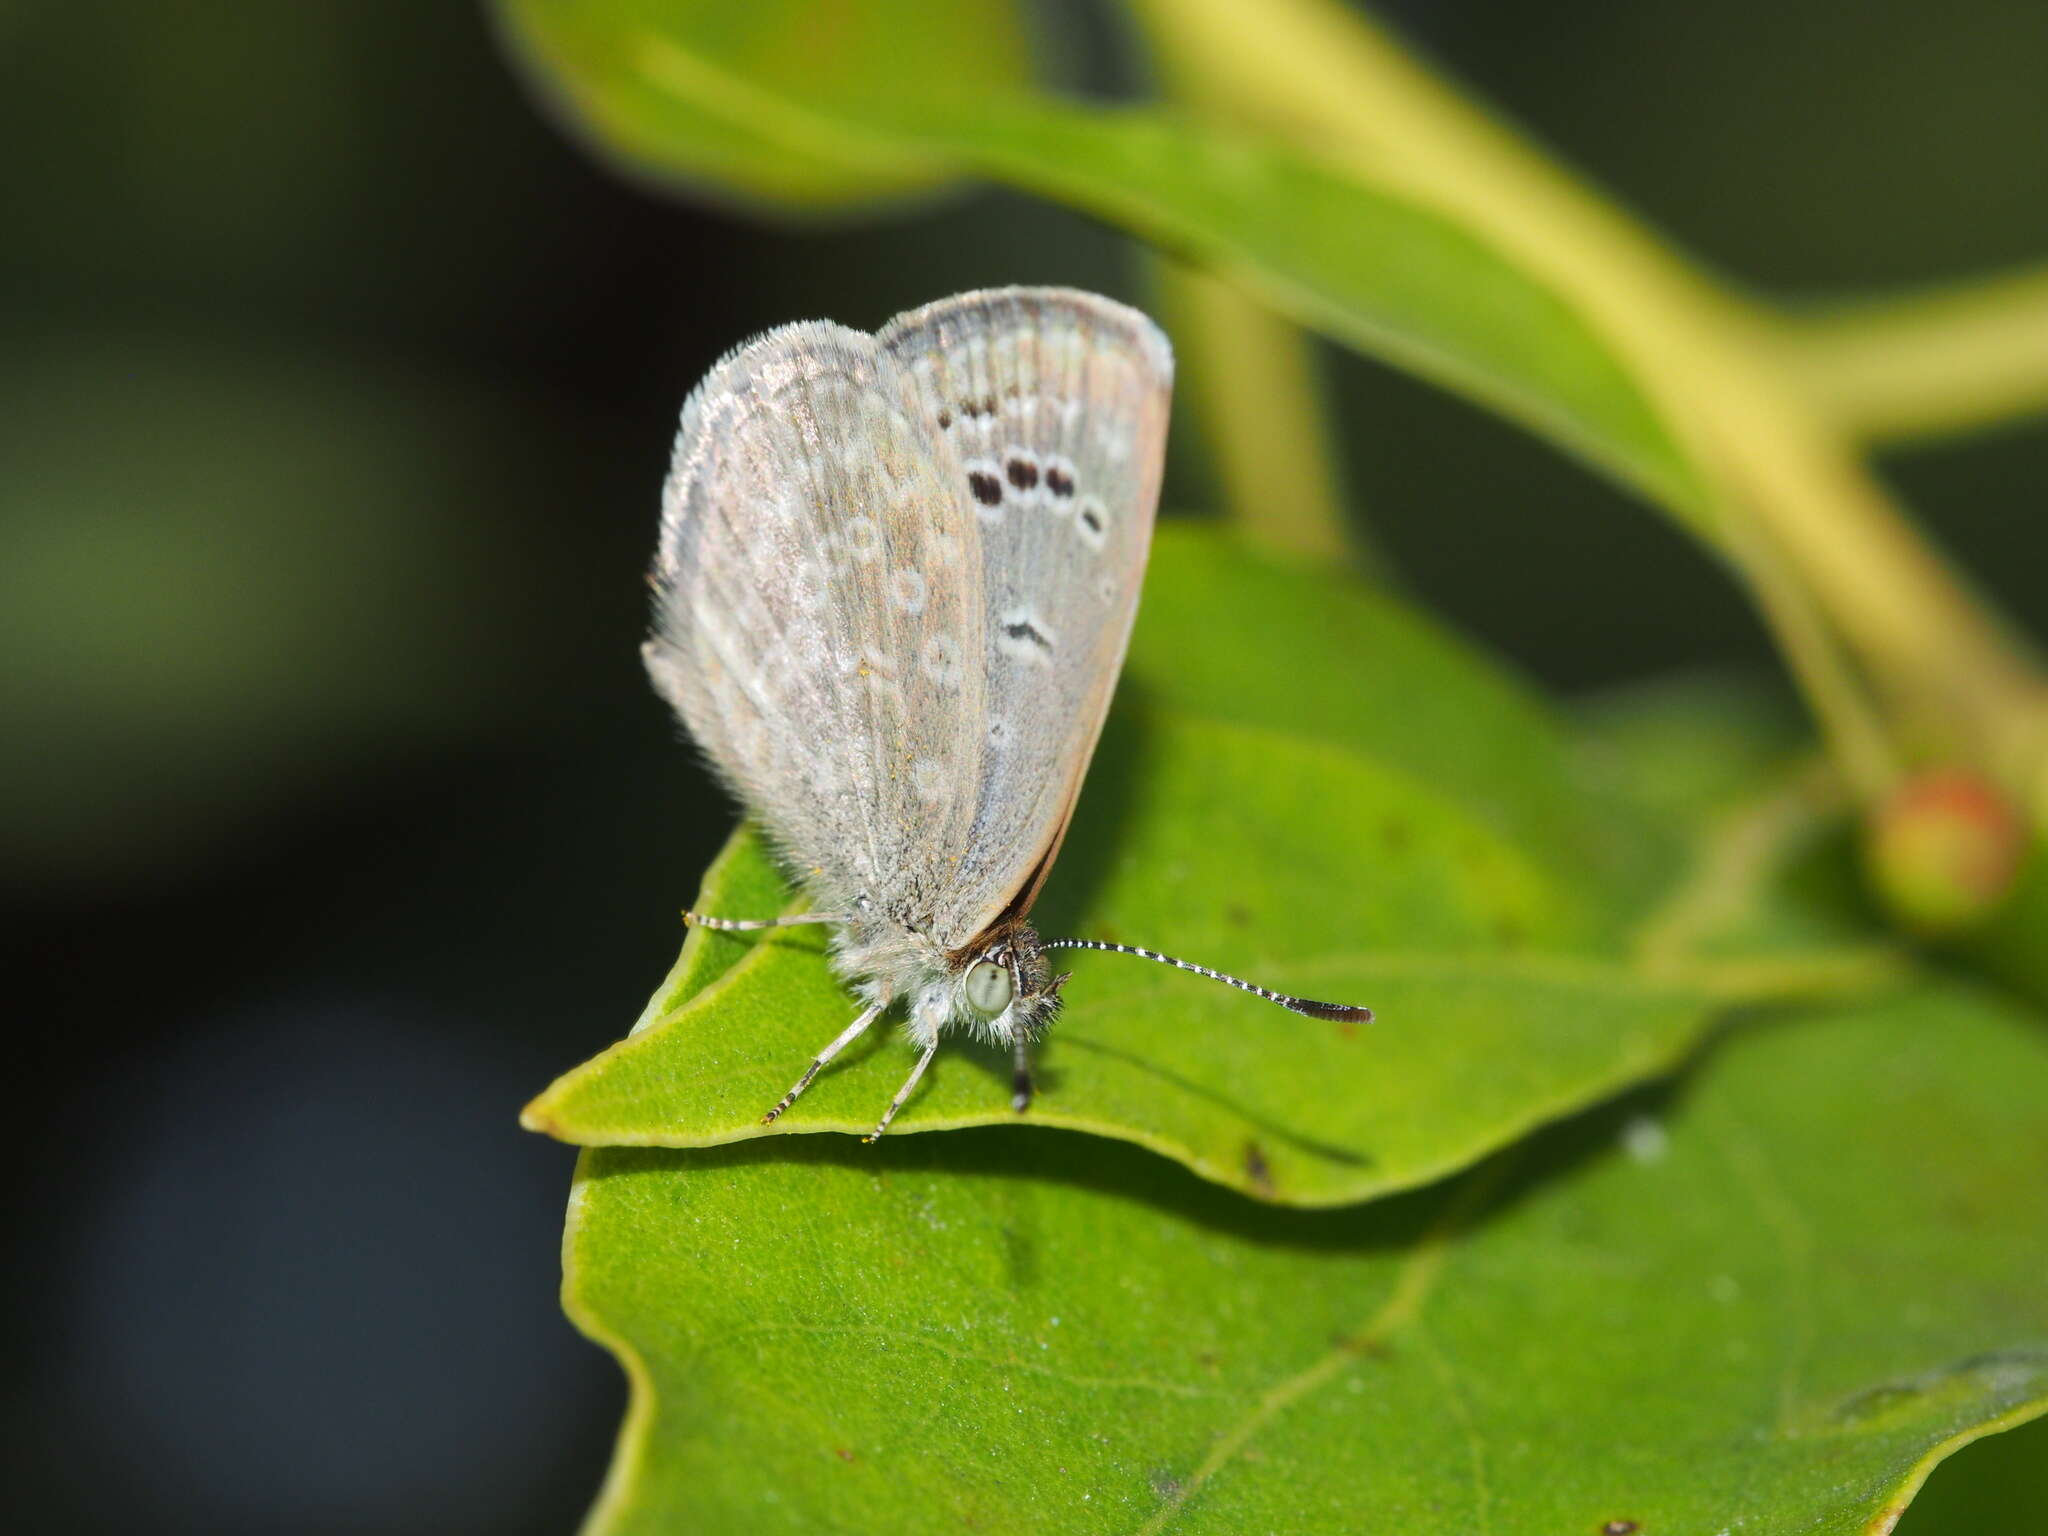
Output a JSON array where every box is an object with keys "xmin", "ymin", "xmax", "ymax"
[
  {"xmin": 761, "ymin": 1000, "xmax": 884, "ymax": 1125},
  {"xmin": 685, "ymin": 910, "xmax": 845, "ymax": 931},
  {"xmin": 1011, "ymin": 1039, "xmax": 1034, "ymax": 1114},
  {"xmin": 865, "ymin": 1040, "xmax": 939, "ymax": 1142}
]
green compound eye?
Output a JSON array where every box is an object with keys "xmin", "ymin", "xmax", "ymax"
[{"xmin": 963, "ymin": 959, "xmax": 1014, "ymax": 1018}]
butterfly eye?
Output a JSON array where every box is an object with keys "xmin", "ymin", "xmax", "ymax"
[{"xmin": 963, "ymin": 959, "xmax": 1014, "ymax": 1018}]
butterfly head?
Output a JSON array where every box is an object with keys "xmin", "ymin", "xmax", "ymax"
[{"xmin": 956, "ymin": 920, "xmax": 1068, "ymax": 1043}]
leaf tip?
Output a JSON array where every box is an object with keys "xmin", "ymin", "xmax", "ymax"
[{"xmin": 519, "ymin": 1095, "xmax": 565, "ymax": 1139}]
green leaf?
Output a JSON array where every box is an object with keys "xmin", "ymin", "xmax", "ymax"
[
  {"xmin": 1573, "ymin": 674, "xmax": 1895, "ymax": 973},
  {"xmin": 1896, "ymin": 1410, "xmax": 2048, "ymax": 1533},
  {"xmin": 0, "ymin": 326, "xmax": 564, "ymax": 885},
  {"xmin": 491, "ymin": 0, "xmax": 1031, "ymax": 211},
  {"xmin": 491, "ymin": 0, "xmax": 1709, "ymax": 526},
  {"xmin": 1124, "ymin": 532, "xmax": 1672, "ymax": 915},
  {"xmin": 1575, "ymin": 672, "xmax": 1814, "ymax": 831},
  {"xmin": 524, "ymin": 529, "xmax": 1861, "ymax": 1205},
  {"xmin": 564, "ymin": 983, "xmax": 2048, "ymax": 1534},
  {"xmin": 1958, "ymin": 846, "xmax": 2048, "ymax": 1012}
]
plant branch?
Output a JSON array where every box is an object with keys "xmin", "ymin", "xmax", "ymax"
[
  {"xmin": 1779, "ymin": 264, "xmax": 2048, "ymax": 446},
  {"xmin": 1126, "ymin": 0, "xmax": 2046, "ymax": 786},
  {"xmin": 1139, "ymin": 16, "xmax": 1380, "ymax": 575},
  {"xmin": 1150, "ymin": 261, "xmax": 1376, "ymax": 572},
  {"xmin": 1715, "ymin": 506, "xmax": 1901, "ymax": 802},
  {"xmin": 1632, "ymin": 753, "xmax": 1846, "ymax": 977}
]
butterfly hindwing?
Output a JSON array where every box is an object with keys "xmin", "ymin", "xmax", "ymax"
[{"xmin": 879, "ymin": 289, "xmax": 1173, "ymax": 945}]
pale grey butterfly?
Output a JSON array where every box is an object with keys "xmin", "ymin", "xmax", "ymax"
[{"xmin": 644, "ymin": 287, "xmax": 1372, "ymax": 1139}]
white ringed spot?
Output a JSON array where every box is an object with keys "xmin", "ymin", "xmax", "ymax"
[
  {"xmin": 910, "ymin": 757, "xmax": 947, "ymax": 804},
  {"xmin": 892, "ymin": 568, "xmax": 927, "ymax": 616},
  {"xmin": 920, "ymin": 632, "xmax": 963, "ymax": 687},
  {"xmin": 842, "ymin": 516, "xmax": 880, "ymax": 562}
]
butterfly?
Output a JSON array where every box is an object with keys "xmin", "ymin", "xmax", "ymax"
[{"xmin": 644, "ymin": 287, "xmax": 1371, "ymax": 1138}]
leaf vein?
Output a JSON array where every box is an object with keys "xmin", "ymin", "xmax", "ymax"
[
  {"xmin": 723, "ymin": 1323, "xmax": 1229, "ymax": 1400},
  {"xmin": 1129, "ymin": 1157, "xmax": 1513, "ymax": 1535}
]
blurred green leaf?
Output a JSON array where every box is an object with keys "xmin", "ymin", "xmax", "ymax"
[
  {"xmin": 1576, "ymin": 672, "xmax": 1812, "ymax": 830},
  {"xmin": 492, "ymin": 0, "xmax": 1708, "ymax": 526},
  {"xmin": 1955, "ymin": 848, "xmax": 2048, "ymax": 1012},
  {"xmin": 564, "ymin": 984, "xmax": 2048, "ymax": 1534},
  {"xmin": 1572, "ymin": 674, "xmax": 1896, "ymax": 979},
  {"xmin": 0, "ymin": 328, "xmax": 574, "ymax": 886},
  {"xmin": 492, "ymin": 0, "xmax": 1031, "ymax": 211},
  {"xmin": 525, "ymin": 530, "xmax": 1881, "ymax": 1204}
]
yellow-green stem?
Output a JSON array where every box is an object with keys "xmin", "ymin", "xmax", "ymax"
[
  {"xmin": 1126, "ymin": 0, "xmax": 2043, "ymax": 787},
  {"xmin": 1780, "ymin": 264, "xmax": 2048, "ymax": 446},
  {"xmin": 1150, "ymin": 261, "xmax": 1370, "ymax": 572}
]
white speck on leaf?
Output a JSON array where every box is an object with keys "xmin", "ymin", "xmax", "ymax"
[{"xmin": 1621, "ymin": 1114, "xmax": 1668, "ymax": 1163}]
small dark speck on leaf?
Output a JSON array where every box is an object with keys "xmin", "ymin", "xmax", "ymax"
[
  {"xmin": 834, "ymin": 1447, "xmax": 856, "ymax": 1463},
  {"xmin": 1601, "ymin": 1521, "xmax": 1639, "ymax": 1535},
  {"xmin": 1332, "ymin": 1331, "xmax": 1392, "ymax": 1359},
  {"xmin": 1149, "ymin": 1469, "xmax": 1183, "ymax": 1499},
  {"xmin": 1225, "ymin": 903, "xmax": 1251, "ymax": 928},
  {"xmin": 1336, "ymin": 1018, "xmax": 1361, "ymax": 1040},
  {"xmin": 1243, "ymin": 1140, "xmax": 1274, "ymax": 1195}
]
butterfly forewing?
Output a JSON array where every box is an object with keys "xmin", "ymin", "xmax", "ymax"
[
  {"xmin": 878, "ymin": 290, "xmax": 1173, "ymax": 946},
  {"xmin": 645, "ymin": 323, "xmax": 989, "ymax": 936}
]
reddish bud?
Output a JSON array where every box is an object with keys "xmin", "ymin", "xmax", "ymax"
[{"xmin": 1865, "ymin": 769, "xmax": 2027, "ymax": 933}]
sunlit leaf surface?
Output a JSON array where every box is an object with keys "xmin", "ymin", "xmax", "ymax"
[{"xmin": 526, "ymin": 531, "xmax": 1829, "ymax": 1205}]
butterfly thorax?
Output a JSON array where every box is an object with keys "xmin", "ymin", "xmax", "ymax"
[{"xmin": 830, "ymin": 908, "xmax": 1064, "ymax": 1051}]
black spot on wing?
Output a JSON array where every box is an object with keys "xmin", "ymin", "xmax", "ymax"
[
  {"xmin": 968, "ymin": 470, "xmax": 1003, "ymax": 507},
  {"xmin": 1000, "ymin": 616, "xmax": 1053, "ymax": 651},
  {"xmin": 1045, "ymin": 465, "xmax": 1075, "ymax": 498}
]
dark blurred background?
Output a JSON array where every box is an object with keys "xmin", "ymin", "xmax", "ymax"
[{"xmin": 4, "ymin": 4, "xmax": 2043, "ymax": 1532}]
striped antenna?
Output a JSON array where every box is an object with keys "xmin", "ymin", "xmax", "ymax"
[{"xmin": 1041, "ymin": 938, "xmax": 1373, "ymax": 1023}]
